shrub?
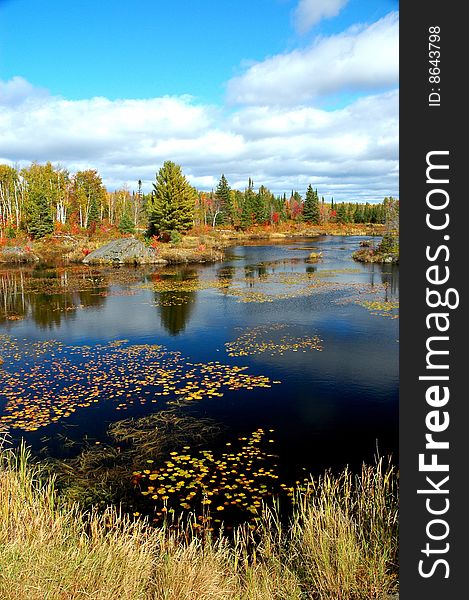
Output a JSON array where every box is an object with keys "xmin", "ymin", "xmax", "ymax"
[{"xmin": 170, "ymin": 230, "xmax": 182, "ymax": 244}]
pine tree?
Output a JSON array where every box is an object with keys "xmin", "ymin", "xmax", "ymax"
[
  {"xmin": 147, "ymin": 161, "xmax": 195, "ymax": 235},
  {"xmin": 240, "ymin": 180, "xmax": 255, "ymax": 230},
  {"xmin": 88, "ymin": 194, "xmax": 100, "ymax": 228},
  {"xmin": 252, "ymin": 185, "xmax": 271, "ymax": 224},
  {"xmin": 118, "ymin": 210, "xmax": 135, "ymax": 234},
  {"xmin": 28, "ymin": 190, "xmax": 54, "ymax": 238},
  {"xmin": 302, "ymin": 184, "xmax": 320, "ymax": 223},
  {"xmin": 354, "ymin": 204, "xmax": 365, "ymax": 223},
  {"xmin": 336, "ymin": 203, "xmax": 348, "ymax": 224},
  {"xmin": 215, "ymin": 174, "xmax": 232, "ymax": 225}
]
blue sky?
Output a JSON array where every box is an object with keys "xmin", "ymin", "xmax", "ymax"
[{"xmin": 0, "ymin": 0, "xmax": 399, "ymax": 201}]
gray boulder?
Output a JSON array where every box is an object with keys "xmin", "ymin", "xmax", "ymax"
[{"xmin": 83, "ymin": 238, "xmax": 167, "ymax": 265}]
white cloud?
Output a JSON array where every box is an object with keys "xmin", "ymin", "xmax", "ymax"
[
  {"xmin": 294, "ymin": 0, "xmax": 349, "ymax": 33},
  {"xmin": 227, "ymin": 12, "xmax": 398, "ymax": 105},
  {"xmin": 0, "ymin": 78, "xmax": 397, "ymax": 202},
  {"xmin": 0, "ymin": 76, "xmax": 49, "ymax": 106}
]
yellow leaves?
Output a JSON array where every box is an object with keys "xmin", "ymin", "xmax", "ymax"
[
  {"xmin": 359, "ymin": 299, "xmax": 400, "ymax": 318},
  {"xmin": 138, "ymin": 428, "xmax": 284, "ymax": 527},
  {"xmin": 225, "ymin": 324, "xmax": 322, "ymax": 358},
  {"xmin": 0, "ymin": 337, "xmax": 275, "ymax": 432}
]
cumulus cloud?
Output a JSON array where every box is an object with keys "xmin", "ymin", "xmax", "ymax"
[
  {"xmin": 0, "ymin": 76, "xmax": 49, "ymax": 106},
  {"xmin": 227, "ymin": 12, "xmax": 398, "ymax": 105},
  {"xmin": 0, "ymin": 77, "xmax": 397, "ymax": 202},
  {"xmin": 294, "ymin": 0, "xmax": 349, "ymax": 33}
]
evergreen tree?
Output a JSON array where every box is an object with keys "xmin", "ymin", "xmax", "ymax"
[
  {"xmin": 88, "ymin": 194, "xmax": 100, "ymax": 228},
  {"xmin": 215, "ymin": 174, "xmax": 232, "ymax": 225},
  {"xmin": 240, "ymin": 180, "xmax": 255, "ymax": 230},
  {"xmin": 147, "ymin": 161, "xmax": 195, "ymax": 234},
  {"xmin": 28, "ymin": 190, "xmax": 54, "ymax": 238},
  {"xmin": 354, "ymin": 204, "xmax": 365, "ymax": 223},
  {"xmin": 363, "ymin": 203, "xmax": 371, "ymax": 223},
  {"xmin": 379, "ymin": 197, "xmax": 399, "ymax": 254},
  {"xmin": 118, "ymin": 210, "xmax": 136, "ymax": 234},
  {"xmin": 252, "ymin": 185, "xmax": 271, "ymax": 224},
  {"xmin": 302, "ymin": 184, "xmax": 320, "ymax": 223},
  {"xmin": 336, "ymin": 203, "xmax": 348, "ymax": 224}
]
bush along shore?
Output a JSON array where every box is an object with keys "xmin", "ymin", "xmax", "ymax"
[{"xmin": 0, "ymin": 441, "xmax": 398, "ymax": 600}]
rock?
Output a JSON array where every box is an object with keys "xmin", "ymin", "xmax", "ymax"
[
  {"xmin": 0, "ymin": 246, "xmax": 39, "ymax": 263},
  {"xmin": 83, "ymin": 238, "xmax": 167, "ymax": 265},
  {"xmin": 305, "ymin": 251, "xmax": 322, "ymax": 263}
]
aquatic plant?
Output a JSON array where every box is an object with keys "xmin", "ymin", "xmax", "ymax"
[
  {"xmin": 225, "ymin": 323, "xmax": 322, "ymax": 357},
  {"xmin": 0, "ymin": 442, "xmax": 398, "ymax": 599},
  {"xmin": 0, "ymin": 337, "xmax": 276, "ymax": 431},
  {"xmin": 134, "ymin": 428, "xmax": 285, "ymax": 527}
]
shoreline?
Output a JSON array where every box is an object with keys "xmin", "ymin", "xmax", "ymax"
[{"xmin": 0, "ymin": 224, "xmax": 384, "ymax": 266}]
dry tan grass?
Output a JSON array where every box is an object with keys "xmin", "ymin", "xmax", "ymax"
[{"xmin": 0, "ymin": 441, "xmax": 398, "ymax": 600}]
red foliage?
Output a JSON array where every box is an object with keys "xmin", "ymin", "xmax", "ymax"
[
  {"xmin": 272, "ymin": 212, "xmax": 280, "ymax": 224},
  {"xmin": 82, "ymin": 248, "xmax": 91, "ymax": 256}
]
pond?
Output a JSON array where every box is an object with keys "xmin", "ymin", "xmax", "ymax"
[{"xmin": 0, "ymin": 236, "xmax": 398, "ymax": 486}]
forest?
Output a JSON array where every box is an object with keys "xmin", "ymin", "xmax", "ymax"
[{"xmin": 0, "ymin": 161, "xmax": 398, "ymax": 240}]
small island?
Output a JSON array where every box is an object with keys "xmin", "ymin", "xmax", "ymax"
[{"xmin": 353, "ymin": 197, "xmax": 399, "ymax": 264}]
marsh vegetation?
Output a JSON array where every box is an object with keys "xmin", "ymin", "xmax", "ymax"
[{"xmin": 0, "ymin": 237, "xmax": 399, "ymax": 598}]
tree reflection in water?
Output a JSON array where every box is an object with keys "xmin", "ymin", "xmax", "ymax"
[
  {"xmin": 153, "ymin": 268, "xmax": 197, "ymax": 336},
  {"xmin": 0, "ymin": 266, "xmax": 108, "ymax": 328}
]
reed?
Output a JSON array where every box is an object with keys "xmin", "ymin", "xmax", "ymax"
[{"xmin": 0, "ymin": 441, "xmax": 398, "ymax": 600}]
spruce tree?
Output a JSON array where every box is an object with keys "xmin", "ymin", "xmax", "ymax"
[
  {"xmin": 240, "ymin": 181, "xmax": 255, "ymax": 230},
  {"xmin": 118, "ymin": 210, "xmax": 135, "ymax": 234},
  {"xmin": 147, "ymin": 161, "xmax": 195, "ymax": 235},
  {"xmin": 252, "ymin": 185, "xmax": 271, "ymax": 224},
  {"xmin": 28, "ymin": 190, "xmax": 54, "ymax": 238},
  {"xmin": 302, "ymin": 184, "xmax": 320, "ymax": 223},
  {"xmin": 336, "ymin": 203, "xmax": 348, "ymax": 224},
  {"xmin": 88, "ymin": 194, "xmax": 100, "ymax": 228},
  {"xmin": 354, "ymin": 204, "xmax": 365, "ymax": 223},
  {"xmin": 215, "ymin": 174, "xmax": 232, "ymax": 225}
]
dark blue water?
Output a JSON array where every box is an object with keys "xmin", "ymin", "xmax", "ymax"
[{"xmin": 0, "ymin": 236, "xmax": 398, "ymax": 477}]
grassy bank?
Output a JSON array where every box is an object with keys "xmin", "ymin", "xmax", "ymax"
[
  {"xmin": 0, "ymin": 223, "xmax": 383, "ymax": 266},
  {"xmin": 0, "ymin": 442, "xmax": 398, "ymax": 600}
]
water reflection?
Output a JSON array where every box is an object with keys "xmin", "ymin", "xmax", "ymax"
[
  {"xmin": 0, "ymin": 266, "xmax": 108, "ymax": 329},
  {"xmin": 1, "ymin": 237, "xmax": 399, "ymax": 475},
  {"xmin": 153, "ymin": 268, "xmax": 198, "ymax": 335}
]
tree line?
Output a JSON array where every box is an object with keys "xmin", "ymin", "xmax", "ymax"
[{"xmin": 0, "ymin": 161, "xmax": 397, "ymax": 239}]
